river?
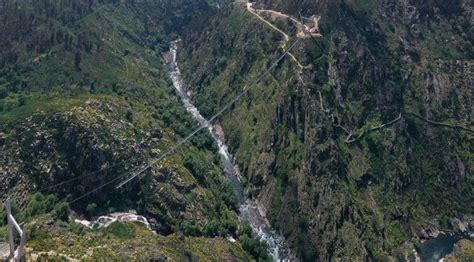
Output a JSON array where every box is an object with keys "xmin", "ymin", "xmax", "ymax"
[
  {"xmin": 419, "ymin": 233, "xmax": 473, "ymax": 262},
  {"xmin": 166, "ymin": 40, "xmax": 291, "ymax": 261}
]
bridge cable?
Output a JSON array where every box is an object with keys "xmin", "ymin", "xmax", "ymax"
[
  {"xmin": 115, "ymin": 37, "xmax": 303, "ymax": 189},
  {"xmin": 37, "ymin": 78, "xmax": 168, "ymax": 192},
  {"xmin": 65, "ymin": 36, "xmax": 302, "ymax": 204},
  {"xmin": 37, "ymin": 157, "xmax": 145, "ymax": 193}
]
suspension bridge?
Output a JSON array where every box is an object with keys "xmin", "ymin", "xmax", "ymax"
[{"xmin": 2, "ymin": 2, "xmax": 321, "ymax": 260}]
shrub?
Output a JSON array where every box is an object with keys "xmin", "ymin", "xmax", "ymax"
[
  {"xmin": 204, "ymin": 220, "xmax": 220, "ymax": 237},
  {"xmin": 221, "ymin": 219, "xmax": 237, "ymax": 236},
  {"xmin": 107, "ymin": 222, "xmax": 135, "ymax": 240},
  {"xmin": 18, "ymin": 95, "xmax": 26, "ymax": 106},
  {"xmin": 183, "ymin": 153, "xmax": 206, "ymax": 184},
  {"xmin": 53, "ymin": 202, "xmax": 70, "ymax": 221},
  {"xmin": 239, "ymin": 222, "xmax": 270, "ymax": 261},
  {"xmin": 240, "ymin": 234, "xmax": 270, "ymax": 261},
  {"xmin": 24, "ymin": 193, "xmax": 58, "ymax": 218},
  {"xmin": 125, "ymin": 110, "xmax": 134, "ymax": 122},
  {"xmin": 181, "ymin": 221, "xmax": 201, "ymax": 236},
  {"xmin": 0, "ymin": 226, "xmax": 7, "ymax": 241},
  {"xmin": 86, "ymin": 203, "xmax": 98, "ymax": 217},
  {"xmin": 0, "ymin": 86, "xmax": 7, "ymax": 99}
]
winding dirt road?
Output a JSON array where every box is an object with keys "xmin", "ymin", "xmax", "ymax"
[
  {"xmin": 246, "ymin": 2, "xmax": 289, "ymax": 44},
  {"xmin": 245, "ymin": 1, "xmax": 321, "ymax": 69},
  {"xmin": 253, "ymin": 7, "xmax": 322, "ymax": 38},
  {"xmin": 246, "ymin": 2, "xmax": 322, "ymax": 39}
]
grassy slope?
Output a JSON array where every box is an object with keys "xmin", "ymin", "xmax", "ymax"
[{"xmin": 26, "ymin": 216, "xmax": 251, "ymax": 261}]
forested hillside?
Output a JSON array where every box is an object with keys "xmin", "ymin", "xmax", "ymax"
[
  {"xmin": 0, "ymin": 0, "xmax": 472, "ymax": 260},
  {"xmin": 0, "ymin": 0, "xmax": 263, "ymax": 260},
  {"xmin": 178, "ymin": 0, "xmax": 473, "ymax": 260}
]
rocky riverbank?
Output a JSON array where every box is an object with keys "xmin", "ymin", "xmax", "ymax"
[
  {"xmin": 417, "ymin": 215, "xmax": 474, "ymax": 241},
  {"xmin": 166, "ymin": 40, "xmax": 294, "ymax": 261}
]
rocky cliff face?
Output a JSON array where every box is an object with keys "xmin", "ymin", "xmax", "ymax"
[{"xmin": 179, "ymin": 0, "xmax": 473, "ymax": 260}]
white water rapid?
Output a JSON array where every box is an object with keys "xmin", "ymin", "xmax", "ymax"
[{"xmin": 166, "ymin": 40, "xmax": 292, "ymax": 261}]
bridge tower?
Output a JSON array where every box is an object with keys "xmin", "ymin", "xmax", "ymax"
[{"xmin": 5, "ymin": 199, "xmax": 27, "ymax": 262}]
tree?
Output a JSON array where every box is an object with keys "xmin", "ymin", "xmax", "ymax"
[
  {"xmin": 240, "ymin": 222, "xmax": 270, "ymax": 261},
  {"xmin": 183, "ymin": 153, "xmax": 206, "ymax": 184},
  {"xmin": 204, "ymin": 220, "xmax": 220, "ymax": 237},
  {"xmin": 86, "ymin": 203, "xmax": 97, "ymax": 217},
  {"xmin": 125, "ymin": 110, "xmax": 133, "ymax": 122},
  {"xmin": 221, "ymin": 219, "xmax": 237, "ymax": 236},
  {"xmin": 44, "ymin": 194, "xmax": 58, "ymax": 212},
  {"xmin": 24, "ymin": 193, "xmax": 57, "ymax": 219},
  {"xmin": 18, "ymin": 95, "xmax": 26, "ymax": 106},
  {"xmin": 0, "ymin": 87, "xmax": 7, "ymax": 99},
  {"xmin": 181, "ymin": 221, "xmax": 201, "ymax": 236},
  {"xmin": 74, "ymin": 51, "xmax": 82, "ymax": 71},
  {"xmin": 54, "ymin": 202, "xmax": 70, "ymax": 221},
  {"xmin": 240, "ymin": 234, "xmax": 270, "ymax": 261}
]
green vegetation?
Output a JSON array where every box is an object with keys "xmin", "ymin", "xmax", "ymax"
[
  {"xmin": 0, "ymin": 0, "xmax": 270, "ymax": 260},
  {"xmin": 107, "ymin": 222, "xmax": 136, "ymax": 240},
  {"xmin": 239, "ymin": 222, "xmax": 270, "ymax": 261},
  {"xmin": 445, "ymin": 240, "xmax": 474, "ymax": 262},
  {"xmin": 180, "ymin": 217, "xmax": 239, "ymax": 238},
  {"xmin": 86, "ymin": 203, "xmax": 98, "ymax": 217},
  {"xmin": 0, "ymin": 226, "xmax": 7, "ymax": 242},
  {"xmin": 2, "ymin": 0, "xmax": 471, "ymax": 260},
  {"xmin": 53, "ymin": 202, "xmax": 70, "ymax": 222},
  {"xmin": 20, "ymin": 193, "xmax": 71, "ymax": 222},
  {"xmin": 178, "ymin": 1, "xmax": 473, "ymax": 260},
  {"xmin": 203, "ymin": 219, "xmax": 238, "ymax": 237},
  {"xmin": 25, "ymin": 214, "xmax": 252, "ymax": 261},
  {"xmin": 24, "ymin": 193, "xmax": 58, "ymax": 219}
]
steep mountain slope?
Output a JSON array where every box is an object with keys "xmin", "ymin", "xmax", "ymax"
[
  {"xmin": 178, "ymin": 0, "xmax": 473, "ymax": 260},
  {"xmin": 1, "ymin": 0, "xmax": 472, "ymax": 260},
  {"xmin": 0, "ymin": 0, "xmax": 263, "ymax": 260}
]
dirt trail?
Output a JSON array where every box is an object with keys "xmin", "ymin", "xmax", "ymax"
[
  {"xmin": 245, "ymin": 1, "xmax": 321, "ymax": 70},
  {"xmin": 246, "ymin": 2, "xmax": 289, "ymax": 44},
  {"xmin": 288, "ymin": 52, "xmax": 311, "ymax": 69},
  {"xmin": 256, "ymin": 8, "xmax": 322, "ymax": 38},
  {"xmin": 247, "ymin": 2, "xmax": 322, "ymax": 38}
]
